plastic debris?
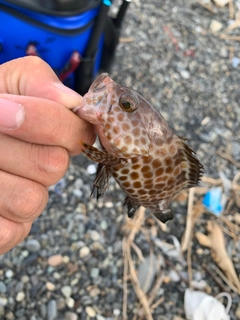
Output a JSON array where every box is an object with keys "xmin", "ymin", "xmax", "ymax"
[
  {"xmin": 184, "ymin": 289, "xmax": 231, "ymax": 320},
  {"xmin": 232, "ymin": 57, "xmax": 240, "ymax": 68},
  {"xmin": 202, "ymin": 187, "xmax": 223, "ymax": 215}
]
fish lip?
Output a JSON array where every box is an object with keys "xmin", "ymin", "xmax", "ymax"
[{"xmin": 89, "ymin": 73, "xmax": 110, "ymax": 93}]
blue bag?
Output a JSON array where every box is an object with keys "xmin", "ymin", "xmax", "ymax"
[{"xmin": 0, "ymin": 0, "xmax": 130, "ymax": 93}]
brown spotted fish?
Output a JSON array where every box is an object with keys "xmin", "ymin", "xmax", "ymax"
[{"xmin": 76, "ymin": 73, "xmax": 203, "ymax": 223}]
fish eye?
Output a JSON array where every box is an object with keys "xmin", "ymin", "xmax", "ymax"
[
  {"xmin": 120, "ymin": 99, "xmax": 133, "ymax": 112},
  {"xmin": 119, "ymin": 94, "xmax": 138, "ymax": 112}
]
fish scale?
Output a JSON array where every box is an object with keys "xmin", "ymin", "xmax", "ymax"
[{"xmin": 76, "ymin": 73, "xmax": 204, "ymax": 223}]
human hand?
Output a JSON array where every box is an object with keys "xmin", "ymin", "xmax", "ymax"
[{"xmin": 0, "ymin": 56, "xmax": 95, "ymax": 254}]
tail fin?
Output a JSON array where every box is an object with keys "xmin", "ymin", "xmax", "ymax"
[{"xmin": 178, "ymin": 138, "xmax": 204, "ymax": 189}]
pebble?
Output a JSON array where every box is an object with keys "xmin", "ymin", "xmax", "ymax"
[
  {"xmin": 90, "ymin": 230, "xmax": 101, "ymax": 241},
  {"xmin": 105, "ymin": 201, "xmax": 113, "ymax": 208},
  {"xmin": 5, "ymin": 269, "xmax": 14, "ymax": 278},
  {"xmin": 0, "ymin": 297, "xmax": 8, "ymax": 306},
  {"xmin": 180, "ymin": 70, "xmax": 190, "ymax": 79},
  {"xmin": 61, "ymin": 286, "xmax": 72, "ymax": 298},
  {"xmin": 47, "ymin": 300, "xmax": 57, "ymax": 320},
  {"xmin": 53, "ymin": 272, "xmax": 61, "ymax": 280},
  {"xmin": 25, "ymin": 239, "xmax": 41, "ymax": 252},
  {"xmin": 85, "ymin": 306, "xmax": 96, "ymax": 317},
  {"xmin": 5, "ymin": 311, "xmax": 14, "ymax": 320},
  {"xmin": 168, "ymin": 270, "xmax": 180, "ymax": 282},
  {"xmin": 235, "ymin": 307, "xmax": 240, "ymax": 318},
  {"xmin": 73, "ymin": 189, "xmax": 83, "ymax": 198},
  {"xmin": 96, "ymin": 315, "xmax": 106, "ymax": 320},
  {"xmin": 0, "ymin": 281, "xmax": 7, "ymax": 293},
  {"xmin": 48, "ymin": 255, "xmax": 63, "ymax": 267},
  {"xmin": 66, "ymin": 297, "xmax": 75, "ymax": 308},
  {"xmin": 100, "ymin": 220, "xmax": 109, "ymax": 230},
  {"xmin": 89, "ymin": 286, "xmax": 100, "ymax": 297},
  {"xmin": 64, "ymin": 311, "xmax": 78, "ymax": 320},
  {"xmin": 21, "ymin": 275, "xmax": 30, "ymax": 283},
  {"xmin": 46, "ymin": 282, "xmax": 56, "ymax": 291},
  {"xmin": 62, "ymin": 255, "xmax": 70, "ymax": 263},
  {"xmin": 209, "ymin": 20, "xmax": 223, "ymax": 32},
  {"xmin": 90, "ymin": 268, "xmax": 100, "ymax": 278},
  {"xmin": 87, "ymin": 164, "xmax": 97, "ymax": 175},
  {"xmin": 40, "ymin": 303, "xmax": 47, "ymax": 318},
  {"xmin": 113, "ymin": 309, "xmax": 121, "ymax": 316},
  {"xmin": 79, "ymin": 246, "xmax": 90, "ymax": 258},
  {"xmin": 16, "ymin": 291, "xmax": 25, "ymax": 302}
]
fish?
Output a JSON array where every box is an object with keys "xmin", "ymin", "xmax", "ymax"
[{"xmin": 75, "ymin": 73, "xmax": 203, "ymax": 223}]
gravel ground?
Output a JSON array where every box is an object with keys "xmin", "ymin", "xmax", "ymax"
[{"xmin": 1, "ymin": 1, "xmax": 240, "ymax": 319}]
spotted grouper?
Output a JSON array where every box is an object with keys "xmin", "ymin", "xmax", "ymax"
[{"xmin": 75, "ymin": 73, "xmax": 203, "ymax": 223}]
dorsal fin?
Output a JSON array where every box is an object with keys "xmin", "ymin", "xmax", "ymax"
[{"xmin": 178, "ymin": 138, "xmax": 204, "ymax": 189}]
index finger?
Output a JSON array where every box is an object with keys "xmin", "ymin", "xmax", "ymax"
[{"xmin": 0, "ymin": 56, "xmax": 84, "ymax": 109}]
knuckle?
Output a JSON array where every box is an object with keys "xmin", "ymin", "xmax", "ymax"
[
  {"xmin": 11, "ymin": 181, "xmax": 48, "ymax": 222},
  {"xmin": 0, "ymin": 218, "xmax": 14, "ymax": 250},
  {"xmin": 38, "ymin": 146, "xmax": 69, "ymax": 184}
]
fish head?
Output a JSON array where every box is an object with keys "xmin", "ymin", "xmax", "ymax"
[{"xmin": 78, "ymin": 73, "xmax": 151, "ymax": 157}]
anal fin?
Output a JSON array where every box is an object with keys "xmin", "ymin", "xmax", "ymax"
[
  {"xmin": 123, "ymin": 196, "xmax": 140, "ymax": 218},
  {"xmin": 153, "ymin": 209, "xmax": 173, "ymax": 223}
]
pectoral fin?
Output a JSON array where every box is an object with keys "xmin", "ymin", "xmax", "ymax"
[
  {"xmin": 80, "ymin": 142, "xmax": 123, "ymax": 166},
  {"xmin": 90, "ymin": 163, "xmax": 111, "ymax": 199}
]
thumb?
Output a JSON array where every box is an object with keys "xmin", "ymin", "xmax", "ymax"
[{"xmin": 0, "ymin": 56, "xmax": 83, "ymax": 109}]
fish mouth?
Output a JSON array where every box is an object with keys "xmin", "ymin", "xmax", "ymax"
[{"xmin": 89, "ymin": 73, "xmax": 110, "ymax": 93}]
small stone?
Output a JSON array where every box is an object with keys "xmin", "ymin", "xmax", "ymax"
[
  {"xmin": 61, "ymin": 286, "xmax": 72, "ymax": 298},
  {"xmin": 85, "ymin": 306, "xmax": 96, "ymax": 317},
  {"xmin": 48, "ymin": 300, "xmax": 57, "ymax": 320},
  {"xmin": 168, "ymin": 270, "xmax": 180, "ymax": 282},
  {"xmin": 40, "ymin": 303, "xmax": 47, "ymax": 318},
  {"xmin": 89, "ymin": 287, "xmax": 100, "ymax": 297},
  {"xmin": 90, "ymin": 230, "xmax": 101, "ymax": 241},
  {"xmin": 87, "ymin": 164, "xmax": 97, "ymax": 175},
  {"xmin": 21, "ymin": 275, "xmax": 30, "ymax": 283},
  {"xmin": 100, "ymin": 220, "xmax": 108, "ymax": 230},
  {"xmin": 5, "ymin": 311, "xmax": 14, "ymax": 320},
  {"xmin": 15, "ymin": 282, "xmax": 24, "ymax": 292},
  {"xmin": 66, "ymin": 297, "xmax": 75, "ymax": 308},
  {"xmin": 113, "ymin": 309, "xmax": 121, "ymax": 316},
  {"xmin": 70, "ymin": 278, "xmax": 79, "ymax": 286},
  {"xmin": 196, "ymin": 248, "xmax": 204, "ymax": 255},
  {"xmin": 96, "ymin": 315, "xmax": 106, "ymax": 320},
  {"xmin": 16, "ymin": 291, "xmax": 25, "ymax": 302},
  {"xmin": 213, "ymin": 0, "xmax": 230, "ymax": 7},
  {"xmin": 173, "ymin": 317, "xmax": 185, "ymax": 320},
  {"xmin": 5, "ymin": 269, "xmax": 14, "ymax": 278},
  {"xmin": 64, "ymin": 311, "xmax": 78, "ymax": 320},
  {"xmin": 79, "ymin": 246, "xmax": 90, "ymax": 258},
  {"xmin": 25, "ymin": 239, "xmax": 41, "ymax": 252},
  {"xmin": 62, "ymin": 255, "xmax": 70, "ymax": 263},
  {"xmin": 73, "ymin": 188, "xmax": 83, "ymax": 198},
  {"xmin": 57, "ymin": 298, "xmax": 66, "ymax": 310},
  {"xmin": 105, "ymin": 201, "xmax": 113, "ymax": 208},
  {"xmin": 46, "ymin": 282, "xmax": 56, "ymax": 291},
  {"xmin": 48, "ymin": 255, "xmax": 63, "ymax": 267},
  {"xmin": 180, "ymin": 70, "xmax": 190, "ymax": 79},
  {"xmin": 209, "ymin": 20, "xmax": 223, "ymax": 32},
  {"xmin": 53, "ymin": 272, "xmax": 61, "ymax": 280},
  {"xmin": 90, "ymin": 268, "xmax": 100, "ymax": 278},
  {"xmin": 235, "ymin": 307, "xmax": 240, "ymax": 318},
  {"xmin": 0, "ymin": 297, "xmax": 7, "ymax": 306},
  {"xmin": 0, "ymin": 281, "xmax": 7, "ymax": 293}
]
